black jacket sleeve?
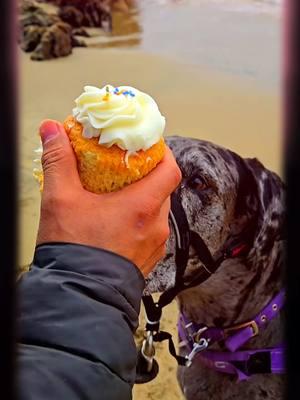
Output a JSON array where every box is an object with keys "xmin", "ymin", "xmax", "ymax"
[{"xmin": 17, "ymin": 243, "xmax": 145, "ymax": 400}]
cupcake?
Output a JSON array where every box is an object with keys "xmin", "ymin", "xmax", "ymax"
[{"xmin": 35, "ymin": 84, "xmax": 166, "ymax": 193}]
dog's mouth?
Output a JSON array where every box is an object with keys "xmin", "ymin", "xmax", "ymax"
[
  {"xmin": 143, "ymin": 230, "xmax": 177, "ymax": 295},
  {"xmin": 143, "ymin": 213, "xmax": 244, "ymax": 297}
]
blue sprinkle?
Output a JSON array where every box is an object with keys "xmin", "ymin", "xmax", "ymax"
[
  {"xmin": 113, "ymin": 87, "xmax": 119, "ymax": 94},
  {"xmin": 122, "ymin": 90, "xmax": 136, "ymax": 97}
]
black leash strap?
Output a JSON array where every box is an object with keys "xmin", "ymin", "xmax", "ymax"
[
  {"xmin": 136, "ymin": 191, "xmax": 254, "ymax": 383},
  {"xmin": 143, "ymin": 296, "xmax": 162, "ymax": 332},
  {"xmin": 170, "ymin": 193, "xmax": 190, "ymax": 284},
  {"xmin": 153, "ymin": 331, "xmax": 187, "ymax": 366}
]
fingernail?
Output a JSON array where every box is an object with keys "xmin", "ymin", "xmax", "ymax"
[{"xmin": 40, "ymin": 120, "xmax": 60, "ymax": 145}]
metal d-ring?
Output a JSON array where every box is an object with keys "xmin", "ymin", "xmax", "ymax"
[{"xmin": 194, "ymin": 326, "xmax": 208, "ymax": 343}]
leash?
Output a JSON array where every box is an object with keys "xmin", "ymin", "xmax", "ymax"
[{"xmin": 135, "ymin": 192, "xmax": 284, "ymax": 383}]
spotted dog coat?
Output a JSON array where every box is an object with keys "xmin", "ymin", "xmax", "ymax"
[{"xmin": 145, "ymin": 136, "xmax": 285, "ymax": 400}]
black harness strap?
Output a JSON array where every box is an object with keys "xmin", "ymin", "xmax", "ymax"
[
  {"xmin": 153, "ymin": 331, "xmax": 187, "ymax": 366},
  {"xmin": 136, "ymin": 192, "xmax": 254, "ymax": 383},
  {"xmin": 170, "ymin": 193, "xmax": 190, "ymax": 284}
]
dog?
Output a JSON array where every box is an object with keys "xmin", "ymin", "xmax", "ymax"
[{"xmin": 144, "ymin": 136, "xmax": 285, "ymax": 400}]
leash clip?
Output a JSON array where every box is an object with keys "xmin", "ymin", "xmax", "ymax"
[
  {"xmin": 141, "ymin": 331, "xmax": 156, "ymax": 372},
  {"xmin": 136, "ymin": 330, "xmax": 159, "ymax": 383},
  {"xmin": 185, "ymin": 338, "xmax": 209, "ymax": 367}
]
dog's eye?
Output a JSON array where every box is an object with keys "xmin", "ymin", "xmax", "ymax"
[{"xmin": 190, "ymin": 176, "xmax": 208, "ymax": 191}]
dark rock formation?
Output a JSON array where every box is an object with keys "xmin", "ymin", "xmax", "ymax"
[
  {"xmin": 19, "ymin": 0, "xmax": 87, "ymax": 60},
  {"xmin": 21, "ymin": 25, "xmax": 46, "ymax": 52},
  {"xmin": 58, "ymin": 5, "xmax": 84, "ymax": 28},
  {"xmin": 59, "ymin": 0, "xmax": 112, "ymax": 31},
  {"xmin": 31, "ymin": 22, "xmax": 73, "ymax": 60},
  {"xmin": 38, "ymin": 0, "xmax": 112, "ymax": 28},
  {"xmin": 20, "ymin": 1, "xmax": 60, "ymax": 27},
  {"xmin": 19, "ymin": 0, "xmax": 135, "ymax": 60}
]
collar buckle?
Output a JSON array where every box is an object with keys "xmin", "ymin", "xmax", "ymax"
[{"xmin": 224, "ymin": 320, "xmax": 259, "ymax": 337}]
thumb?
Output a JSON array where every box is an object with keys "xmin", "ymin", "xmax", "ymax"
[{"xmin": 40, "ymin": 119, "xmax": 81, "ymax": 192}]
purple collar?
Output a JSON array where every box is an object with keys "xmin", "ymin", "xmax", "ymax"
[{"xmin": 178, "ymin": 289, "xmax": 285, "ymax": 380}]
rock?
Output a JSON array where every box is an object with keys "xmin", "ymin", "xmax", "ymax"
[
  {"xmin": 72, "ymin": 27, "xmax": 90, "ymax": 37},
  {"xmin": 71, "ymin": 35, "xmax": 87, "ymax": 48},
  {"xmin": 23, "ymin": 0, "xmax": 114, "ymax": 29},
  {"xmin": 31, "ymin": 22, "xmax": 72, "ymax": 60},
  {"xmin": 111, "ymin": 0, "xmax": 130, "ymax": 13},
  {"xmin": 20, "ymin": 25, "xmax": 46, "ymax": 52},
  {"xmin": 58, "ymin": 0, "xmax": 111, "ymax": 28},
  {"xmin": 19, "ymin": 0, "xmax": 43, "ymax": 14},
  {"xmin": 59, "ymin": 5, "xmax": 84, "ymax": 28},
  {"xmin": 18, "ymin": 0, "xmax": 119, "ymax": 60},
  {"xmin": 111, "ymin": 0, "xmax": 136, "ymax": 12},
  {"xmin": 20, "ymin": 0, "xmax": 60, "ymax": 27}
]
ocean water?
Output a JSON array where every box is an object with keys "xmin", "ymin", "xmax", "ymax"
[
  {"xmin": 211, "ymin": 0, "xmax": 282, "ymax": 14},
  {"xmin": 110, "ymin": 0, "xmax": 283, "ymax": 89},
  {"xmin": 137, "ymin": 0, "xmax": 282, "ymax": 14},
  {"xmin": 85, "ymin": 0, "xmax": 283, "ymax": 89}
]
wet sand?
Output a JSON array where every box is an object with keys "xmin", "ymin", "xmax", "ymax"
[{"xmin": 19, "ymin": 1, "xmax": 281, "ymax": 399}]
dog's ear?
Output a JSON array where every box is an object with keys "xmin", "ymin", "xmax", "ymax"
[{"xmin": 235, "ymin": 156, "xmax": 285, "ymax": 255}]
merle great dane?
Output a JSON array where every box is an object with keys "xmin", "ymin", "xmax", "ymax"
[{"xmin": 143, "ymin": 136, "xmax": 285, "ymax": 400}]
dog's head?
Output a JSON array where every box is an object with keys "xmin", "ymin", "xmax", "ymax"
[{"xmin": 144, "ymin": 136, "xmax": 284, "ymax": 294}]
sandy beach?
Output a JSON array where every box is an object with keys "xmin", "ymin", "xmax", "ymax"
[{"xmin": 19, "ymin": 1, "xmax": 282, "ymax": 398}]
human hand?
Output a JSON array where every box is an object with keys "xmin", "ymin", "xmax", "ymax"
[{"xmin": 37, "ymin": 120, "xmax": 182, "ymax": 276}]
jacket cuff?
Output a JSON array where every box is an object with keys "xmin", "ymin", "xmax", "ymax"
[{"xmin": 33, "ymin": 242, "xmax": 145, "ymax": 314}]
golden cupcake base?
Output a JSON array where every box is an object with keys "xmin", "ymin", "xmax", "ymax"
[{"xmin": 64, "ymin": 116, "xmax": 166, "ymax": 194}]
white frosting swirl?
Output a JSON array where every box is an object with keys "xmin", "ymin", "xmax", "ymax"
[{"xmin": 72, "ymin": 84, "xmax": 166, "ymax": 152}]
